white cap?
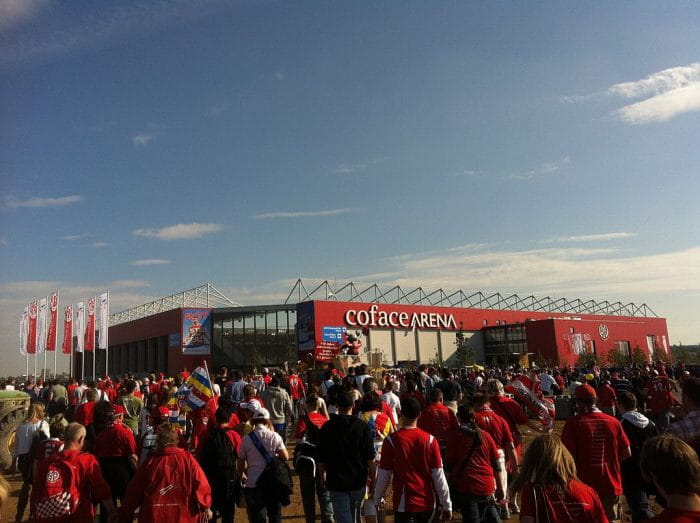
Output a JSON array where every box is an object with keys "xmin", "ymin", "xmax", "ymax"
[
  {"xmin": 252, "ymin": 407, "xmax": 270, "ymax": 420},
  {"xmin": 240, "ymin": 398, "xmax": 262, "ymax": 411}
]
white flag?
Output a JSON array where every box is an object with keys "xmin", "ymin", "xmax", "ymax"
[
  {"xmin": 37, "ymin": 297, "xmax": 47, "ymax": 354},
  {"xmin": 99, "ymin": 292, "xmax": 109, "ymax": 349},
  {"xmin": 76, "ymin": 301, "xmax": 85, "ymax": 353},
  {"xmin": 19, "ymin": 307, "xmax": 28, "ymax": 356}
]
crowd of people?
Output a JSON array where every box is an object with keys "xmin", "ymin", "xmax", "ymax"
[{"xmin": 1, "ymin": 359, "xmax": 699, "ymax": 523}]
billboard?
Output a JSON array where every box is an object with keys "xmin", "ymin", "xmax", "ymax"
[{"xmin": 181, "ymin": 308, "xmax": 212, "ymax": 355}]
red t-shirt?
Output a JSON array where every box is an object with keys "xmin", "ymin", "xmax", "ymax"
[
  {"xmin": 445, "ymin": 430, "xmax": 499, "ymax": 496},
  {"xmin": 195, "ymin": 426, "xmax": 242, "ymax": 459},
  {"xmin": 74, "ymin": 401, "xmax": 97, "ymax": 427},
  {"xmin": 379, "ymin": 427, "xmax": 442, "ymax": 513},
  {"xmin": 597, "ymin": 384, "xmax": 617, "ymax": 408},
  {"xmin": 94, "ymin": 423, "xmax": 137, "ymax": 458},
  {"xmin": 475, "ymin": 406, "xmax": 514, "ymax": 450},
  {"xmin": 644, "ymin": 507, "xmax": 700, "ymax": 522},
  {"xmin": 561, "ymin": 411, "xmax": 630, "ymax": 496},
  {"xmin": 519, "ymin": 479, "xmax": 609, "ymax": 522},
  {"xmin": 648, "ymin": 377, "xmax": 675, "ymax": 415},
  {"xmin": 287, "ymin": 374, "xmax": 306, "ymax": 400},
  {"xmin": 417, "ymin": 403, "xmax": 458, "ymax": 450},
  {"xmin": 33, "ymin": 449, "xmax": 112, "ymax": 523},
  {"xmin": 36, "ymin": 439, "xmax": 64, "ymax": 462},
  {"xmin": 490, "ymin": 395, "xmax": 529, "ymax": 447}
]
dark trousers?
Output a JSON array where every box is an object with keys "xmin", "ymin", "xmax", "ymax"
[
  {"xmin": 299, "ymin": 470, "xmax": 333, "ymax": 523},
  {"xmin": 455, "ymin": 492, "xmax": 501, "ymax": 523},
  {"xmin": 244, "ymin": 486, "xmax": 281, "ymax": 523},
  {"xmin": 624, "ymin": 485, "xmax": 655, "ymax": 522},
  {"xmin": 394, "ymin": 510, "xmax": 434, "ymax": 523}
]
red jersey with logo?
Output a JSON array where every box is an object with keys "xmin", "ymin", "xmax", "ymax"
[
  {"xmin": 295, "ymin": 412, "xmax": 329, "ymax": 439},
  {"xmin": 648, "ymin": 376, "xmax": 676, "ymax": 415},
  {"xmin": 417, "ymin": 403, "xmax": 458, "ymax": 450},
  {"xmin": 561, "ymin": 411, "xmax": 630, "ymax": 496},
  {"xmin": 36, "ymin": 439, "xmax": 64, "ymax": 462},
  {"xmin": 519, "ymin": 479, "xmax": 609, "ymax": 522},
  {"xmin": 597, "ymin": 384, "xmax": 617, "ymax": 408},
  {"xmin": 378, "ymin": 427, "xmax": 442, "ymax": 513},
  {"xmin": 474, "ymin": 406, "xmax": 514, "ymax": 450},
  {"xmin": 94, "ymin": 423, "xmax": 137, "ymax": 458},
  {"xmin": 446, "ymin": 430, "xmax": 499, "ymax": 496},
  {"xmin": 490, "ymin": 395, "xmax": 529, "ymax": 447},
  {"xmin": 287, "ymin": 374, "xmax": 306, "ymax": 401},
  {"xmin": 74, "ymin": 401, "xmax": 97, "ymax": 427}
]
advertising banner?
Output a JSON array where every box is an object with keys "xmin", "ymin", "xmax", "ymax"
[
  {"xmin": 37, "ymin": 298, "xmax": 47, "ymax": 354},
  {"xmin": 85, "ymin": 297, "xmax": 96, "ymax": 351},
  {"xmin": 46, "ymin": 292, "xmax": 58, "ymax": 351},
  {"xmin": 76, "ymin": 302, "xmax": 85, "ymax": 353},
  {"xmin": 62, "ymin": 305, "xmax": 73, "ymax": 355},
  {"xmin": 181, "ymin": 308, "xmax": 212, "ymax": 355},
  {"xmin": 20, "ymin": 307, "xmax": 28, "ymax": 356},
  {"xmin": 27, "ymin": 301, "xmax": 37, "ymax": 354},
  {"xmin": 297, "ymin": 302, "xmax": 316, "ymax": 360},
  {"xmin": 99, "ymin": 292, "xmax": 109, "ymax": 349}
]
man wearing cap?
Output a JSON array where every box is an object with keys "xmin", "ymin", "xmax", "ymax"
[
  {"xmin": 562, "ymin": 383, "xmax": 631, "ymax": 522},
  {"xmin": 238, "ymin": 407, "xmax": 289, "ymax": 522},
  {"xmin": 647, "ymin": 369, "xmax": 678, "ymax": 432}
]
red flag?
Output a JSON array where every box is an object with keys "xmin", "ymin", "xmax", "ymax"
[
  {"xmin": 27, "ymin": 301, "xmax": 38, "ymax": 354},
  {"xmin": 62, "ymin": 305, "xmax": 73, "ymax": 355},
  {"xmin": 46, "ymin": 292, "xmax": 59, "ymax": 351},
  {"xmin": 85, "ymin": 297, "xmax": 96, "ymax": 351}
]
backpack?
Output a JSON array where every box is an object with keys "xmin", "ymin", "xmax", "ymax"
[
  {"xmin": 33, "ymin": 454, "xmax": 80, "ymax": 519},
  {"xmin": 200, "ymin": 428, "xmax": 240, "ymax": 502},
  {"xmin": 293, "ymin": 416, "xmax": 321, "ymax": 477},
  {"xmin": 249, "ymin": 431, "xmax": 293, "ymax": 506}
]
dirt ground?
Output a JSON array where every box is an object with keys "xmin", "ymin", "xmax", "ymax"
[{"xmin": 2, "ymin": 421, "xmax": 661, "ymax": 522}]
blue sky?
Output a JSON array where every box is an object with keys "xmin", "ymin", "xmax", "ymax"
[{"xmin": 1, "ymin": 1, "xmax": 699, "ymax": 374}]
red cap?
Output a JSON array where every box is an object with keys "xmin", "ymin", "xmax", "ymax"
[
  {"xmin": 574, "ymin": 384, "xmax": 597, "ymax": 400},
  {"xmin": 113, "ymin": 405, "xmax": 126, "ymax": 415}
]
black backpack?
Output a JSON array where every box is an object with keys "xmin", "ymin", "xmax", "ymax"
[
  {"xmin": 249, "ymin": 431, "xmax": 293, "ymax": 506},
  {"xmin": 293, "ymin": 416, "xmax": 321, "ymax": 477},
  {"xmin": 200, "ymin": 428, "xmax": 240, "ymax": 502}
]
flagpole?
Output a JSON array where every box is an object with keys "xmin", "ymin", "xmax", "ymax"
[
  {"xmin": 203, "ymin": 359, "xmax": 212, "ymax": 389},
  {"xmin": 92, "ymin": 296, "xmax": 96, "ymax": 382},
  {"xmin": 105, "ymin": 291, "xmax": 110, "ymax": 378},
  {"xmin": 81, "ymin": 350, "xmax": 84, "ymax": 382},
  {"xmin": 43, "ymin": 296, "xmax": 48, "ymax": 382},
  {"xmin": 53, "ymin": 291, "xmax": 59, "ymax": 379}
]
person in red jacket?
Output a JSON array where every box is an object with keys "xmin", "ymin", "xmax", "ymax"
[
  {"xmin": 399, "ymin": 379, "xmax": 426, "ymax": 409},
  {"xmin": 74, "ymin": 387, "xmax": 98, "ymax": 426},
  {"xmin": 597, "ymin": 380, "xmax": 618, "ymax": 417},
  {"xmin": 32, "ymin": 422, "xmax": 116, "ymax": 523},
  {"xmin": 561, "ymin": 384, "xmax": 631, "ymax": 522},
  {"xmin": 509, "ymin": 435, "xmax": 609, "ymax": 523},
  {"xmin": 640, "ymin": 434, "xmax": 700, "ymax": 522},
  {"xmin": 121, "ymin": 423, "xmax": 212, "ymax": 522},
  {"xmin": 647, "ymin": 370, "xmax": 678, "ymax": 431},
  {"xmin": 417, "ymin": 389, "xmax": 458, "ymax": 457}
]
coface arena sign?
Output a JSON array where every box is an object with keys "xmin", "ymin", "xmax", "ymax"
[{"xmin": 344, "ymin": 304, "xmax": 457, "ymax": 330}]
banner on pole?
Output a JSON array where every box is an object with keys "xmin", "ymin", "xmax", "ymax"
[
  {"xmin": 20, "ymin": 307, "xmax": 28, "ymax": 356},
  {"xmin": 27, "ymin": 301, "xmax": 38, "ymax": 354},
  {"xmin": 62, "ymin": 305, "xmax": 73, "ymax": 355},
  {"xmin": 76, "ymin": 302, "xmax": 85, "ymax": 353},
  {"xmin": 47, "ymin": 292, "xmax": 59, "ymax": 351},
  {"xmin": 181, "ymin": 308, "xmax": 212, "ymax": 355},
  {"xmin": 37, "ymin": 297, "xmax": 47, "ymax": 354},
  {"xmin": 99, "ymin": 292, "xmax": 109, "ymax": 349},
  {"xmin": 85, "ymin": 297, "xmax": 96, "ymax": 351}
]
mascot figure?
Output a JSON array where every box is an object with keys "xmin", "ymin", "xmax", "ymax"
[{"xmin": 341, "ymin": 330, "xmax": 363, "ymax": 356}]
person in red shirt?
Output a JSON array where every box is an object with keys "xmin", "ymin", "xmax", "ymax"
[
  {"xmin": 73, "ymin": 387, "xmax": 98, "ymax": 426},
  {"xmin": 121, "ymin": 423, "xmax": 213, "ymax": 523},
  {"xmin": 561, "ymin": 384, "xmax": 631, "ymax": 522},
  {"xmin": 32, "ymin": 422, "xmax": 116, "ymax": 523},
  {"xmin": 510, "ymin": 435, "xmax": 609, "ymax": 523},
  {"xmin": 446, "ymin": 404, "xmax": 504, "ymax": 522},
  {"xmin": 399, "ymin": 379, "xmax": 426, "ymax": 409},
  {"xmin": 647, "ymin": 370, "xmax": 678, "ymax": 431},
  {"xmin": 640, "ymin": 434, "xmax": 700, "ymax": 522},
  {"xmin": 373, "ymin": 397, "xmax": 452, "ymax": 522},
  {"xmin": 597, "ymin": 380, "xmax": 618, "ymax": 417},
  {"xmin": 417, "ymin": 389, "xmax": 458, "ymax": 457}
]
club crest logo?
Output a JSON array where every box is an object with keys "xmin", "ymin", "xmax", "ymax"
[
  {"xmin": 598, "ymin": 323, "xmax": 609, "ymax": 340},
  {"xmin": 46, "ymin": 470, "xmax": 60, "ymax": 483}
]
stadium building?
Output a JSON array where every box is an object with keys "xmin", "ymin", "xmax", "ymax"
[{"xmin": 73, "ymin": 280, "xmax": 670, "ymax": 378}]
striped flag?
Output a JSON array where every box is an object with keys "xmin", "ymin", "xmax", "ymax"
[
  {"xmin": 20, "ymin": 307, "xmax": 28, "ymax": 356},
  {"xmin": 184, "ymin": 366, "xmax": 213, "ymax": 411}
]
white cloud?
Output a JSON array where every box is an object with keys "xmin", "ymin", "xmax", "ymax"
[
  {"xmin": 130, "ymin": 258, "xmax": 172, "ymax": 266},
  {"xmin": 4, "ymin": 195, "xmax": 84, "ymax": 208},
  {"xmin": 91, "ymin": 241, "xmax": 109, "ymax": 248},
  {"xmin": 333, "ymin": 157, "xmax": 389, "ymax": 174},
  {"xmin": 132, "ymin": 133, "xmax": 153, "ymax": 145},
  {"xmin": 614, "ymin": 82, "xmax": 700, "ymax": 124},
  {"xmin": 543, "ymin": 232, "xmax": 638, "ymax": 243},
  {"xmin": 132, "ymin": 122, "xmax": 165, "ymax": 146},
  {"xmin": 0, "ymin": 237, "xmax": 7, "ymax": 247},
  {"xmin": 509, "ymin": 156, "xmax": 570, "ymax": 180},
  {"xmin": 253, "ymin": 208, "xmax": 355, "ymax": 219},
  {"xmin": 62, "ymin": 234, "xmax": 89, "ymax": 241},
  {"xmin": 607, "ymin": 63, "xmax": 700, "ymax": 99},
  {"xmin": 0, "ymin": 0, "xmax": 47, "ymax": 31},
  {"xmin": 133, "ymin": 222, "xmax": 224, "ymax": 240},
  {"xmin": 274, "ymin": 71, "xmax": 286, "ymax": 81},
  {"xmin": 448, "ymin": 169, "xmax": 482, "ymax": 178}
]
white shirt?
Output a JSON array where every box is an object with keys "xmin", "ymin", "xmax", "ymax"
[
  {"xmin": 381, "ymin": 391, "xmax": 401, "ymax": 426},
  {"xmin": 539, "ymin": 373, "xmax": 555, "ymax": 393},
  {"xmin": 239, "ymin": 425, "xmax": 286, "ymax": 488},
  {"xmin": 14, "ymin": 419, "xmax": 49, "ymax": 457}
]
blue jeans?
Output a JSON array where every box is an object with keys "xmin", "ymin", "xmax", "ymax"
[
  {"xmin": 654, "ymin": 411, "xmax": 671, "ymax": 432},
  {"xmin": 244, "ymin": 486, "xmax": 281, "ymax": 523},
  {"xmin": 273, "ymin": 422, "xmax": 287, "ymax": 444},
  {"xmin": 624, "ymin": 485, "xmax": 655, "ymax": 522},
  {"xmin": 329, "ymin": 488, "xmax": 364, "ymax": 523},
  {"xmin": 456, "ymin": 492, "xmax": 501, "ymax": 523},
  {"xmin": 299, "ymin": 469, "xmax": 334, "ymax": 523}
]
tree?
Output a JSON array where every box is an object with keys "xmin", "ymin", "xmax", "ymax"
[
  {"xmin": 577, "ymin": 351, "xmax": 598, "ymax": 368},
  {"xmin": 454, "ymin": 328, "xmax": 475, "ymax": 367},
  {"xmin": 631, "ymin": 346, "xmax": 647, "ymax": 366},
  {"xmin": 606, "ymin": 348, "xmax": 628, "ymax": 367}
]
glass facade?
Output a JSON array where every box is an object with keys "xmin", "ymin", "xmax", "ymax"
[
  {"xmin": 211, "ymin": 305, "xmax": 298, "ymax": 371},
  {"xmin": 483, "ymin": 323, "xmax": 528, "ymax": 367}
]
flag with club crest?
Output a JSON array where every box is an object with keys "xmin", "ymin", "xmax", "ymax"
[
  {"xmin": 20, "ymin": 307, "xmax": 28, "ymax": 356},
  {"xmin": 62, "ymin": 305, "xmax": 73, "ymax": 355},
  {"xmin": 85, "ymin": 297, "xmax": 96, "ymax": 351},
  {"xmin": 99, "ymin": 292, "xmax": 109, "ymax": 349},
  {"xmin": 75, "ymin": 302, "xmax": 85, "ymax": 353},
  {"xmin": 46, "ymin": 292, "xmax": 59, "ymax": 351},
  {"xmin": 27, "ymin": 301, "xmax": 38, "ymax": 354},
  {"xmin": 37, "ymin": 298, "xmax": 47, "ymax": 354}
]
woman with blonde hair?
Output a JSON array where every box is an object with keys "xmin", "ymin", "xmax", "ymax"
[
  {"xmin": 509, "ymin": 435, "xmax": 608, "ymax": 522},
  {"xmin": 13, "ymin": 402, "xmax": 50, "ymax": 522}
]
